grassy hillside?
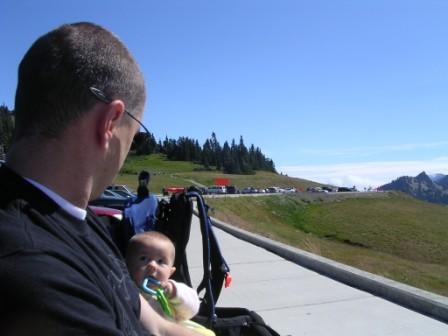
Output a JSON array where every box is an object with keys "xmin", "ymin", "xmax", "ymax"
[
  {"xmin": 115, "ymin": 153, "xmax": 448, "ymax": 297},
  {"xmin": 206, "ymin": 192, "xmax": 448, "ymax": 297},
  {"xmin": 114, "ymin": 153, "xmax": 318, "ymax": 194}
]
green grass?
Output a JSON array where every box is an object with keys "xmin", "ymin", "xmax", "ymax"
[
  {"xmin": 113, "ymin": 153, "xmax": 315, "ymax": 194},
  {"xmin": 114, "ymin": 153, "xmax": 448, "ymax": 297},
  {"xmin": 205, "ymin": 193, "xmax": 448, "ymax": 297}
]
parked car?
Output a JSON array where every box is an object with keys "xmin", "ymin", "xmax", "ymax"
[
  {"xmin": 162, "ymin": 186, "xmax": 186, "ymax": 196},
  {"xmin": 226, "ymin": 185, "xmax": 239, "ymax": 194},
  {"xmin": 107, "ymin": 185, "xmax": 135, "ymax": 197},
  {"xmin": 187, "ymin": 185, "xmax": 206, "ymax": 195},
  {"xmin": 307, "ymin": 186, "xmax": 327, "ymax": 193},
  {"xmin": 337, "ymin": 187, "xmax": 356, "ymax": 192},
  {"xmin": 89, "ymin": 189, "xmax": 128, "ymax": 210},
  {"xmin": 111, "ymin": 189, "xmax": 135, "ymax": 199},
  {"xmin": 89, "ymin": 205, "xmax": 123, "ymax": 221},
  {"xmin": 207, "ymin": 186, "xmax": 227, "ymax": 194},
  {"xmin": 241, "ymin": 186, "xmax": 257, "ymax": 194}
]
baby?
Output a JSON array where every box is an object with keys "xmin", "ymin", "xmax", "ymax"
[{"xmin": 126, "ymin": 231, "xmax": 200, "ymax": 322}]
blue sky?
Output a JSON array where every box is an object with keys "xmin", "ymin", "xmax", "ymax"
[{"xmin": 2, "ymin": 0, "xmax": 448, "ymax": 189}]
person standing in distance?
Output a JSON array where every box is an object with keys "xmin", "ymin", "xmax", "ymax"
[
  {"xmin": 124, "ymin": 170, "xmax": 159, "ymax": 234},
  {"xmin": 0, "ymin": 22, "xmax": 200, "ymax": 335}
]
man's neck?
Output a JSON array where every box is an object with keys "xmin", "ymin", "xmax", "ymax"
[{"xmin": 6, "ymin": 138, "xmax": 93, "ymax": 208}]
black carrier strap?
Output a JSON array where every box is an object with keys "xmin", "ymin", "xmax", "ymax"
[
  {"xmin": 155, "ymin": 191, "xmax": 230, "ymax": 318},
  {"xmin": 155, "ymin": 192, "xmax": 193, "ymax": 286},
  {"xmin": 187, "ymin": 191, "xmax": 230, "ymax": 320},
  {"xmin": 105, "ymin": 214, "xmax": 135, "ymax": 257}
]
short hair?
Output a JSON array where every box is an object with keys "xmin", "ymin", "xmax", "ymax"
[
  {"xmin": 138, "ymin": 170, "xmax": 150, "ymax": 182},
  {"xmin": 138, "ymin": 170, "xmax": 150, "ymax": 187},
  {"xmin": 13, "ymin": 22, "xmax": 146, "ymax": 140}
]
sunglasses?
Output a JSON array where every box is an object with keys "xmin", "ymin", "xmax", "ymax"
[{"xmin": 89, "ymin": 86, "xmax": 150, "ymax": 135}]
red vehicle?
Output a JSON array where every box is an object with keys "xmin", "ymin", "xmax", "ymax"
[
  {"xmin": 162, "ymin": 186, "xmax": 186, "ymax": 196},
  {"xmin": 89, "ymin": 205, "xmax": 123, "ymax": 221}
]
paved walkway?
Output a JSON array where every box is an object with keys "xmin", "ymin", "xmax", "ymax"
[{"xmin": 186, "ymin": 215, "xmax": 448, "ymax": 335}]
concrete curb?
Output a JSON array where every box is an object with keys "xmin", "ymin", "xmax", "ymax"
[{"xmin": 208, "ymin": 215, "xmax": 448, "ymax": 324}]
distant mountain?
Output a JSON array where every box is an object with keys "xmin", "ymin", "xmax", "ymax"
[
  {"xmin": 429, "ymin": 173, "xmax": 446, "ymax": 183},
  {"xmin": 435, "ymin": 175, "xmax": 448, "ymax": 189},
  {"xmin": 379, "ymin": 171, "xmax": 448, "ymax": 205}
]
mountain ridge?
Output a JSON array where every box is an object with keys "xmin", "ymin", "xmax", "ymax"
[{"xmin": 379, "ymin": 171, "xmax": 448, "ymax": 204}]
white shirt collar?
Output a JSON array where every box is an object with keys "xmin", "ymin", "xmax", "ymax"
[{"xmin": 25, "ymin": 178, "xmax": 87, "ymax": 220}]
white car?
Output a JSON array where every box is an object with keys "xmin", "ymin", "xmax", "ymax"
[
  {"xmin": 107, "ymin": 185, "xmax": 135, "ymax": 197},
  {"xmin": 207, "ymin": 186, "xmax": 227, "ymax": 194}
]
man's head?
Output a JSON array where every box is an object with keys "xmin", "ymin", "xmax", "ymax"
[
  {"xmin": 9, "ymin": 22, "xmax": 147, "ymax": 202},
  {"xmin": 138, "ymin": 170, "xmax": 151, "ymax": 187},
  {"xmin": 126, "ymin": 231, "xmax": 176, "ymax": 287},
  {"xmin": 13, "ymin": 22, "xmax": 146, "ymax": 141}
]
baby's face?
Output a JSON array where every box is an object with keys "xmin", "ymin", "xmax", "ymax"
[{"xmin": 131, "ymin": 239, "xmax": 175, "ymax": 287}]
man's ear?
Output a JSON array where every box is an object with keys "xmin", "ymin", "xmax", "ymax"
[{"xmin": 96, "ymin": 100, "xmax": 125, "ymax": 149}]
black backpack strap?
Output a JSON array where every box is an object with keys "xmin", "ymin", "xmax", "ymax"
[
  {"xmin": 186, "ymin": 191, "xmax": 230, "ymax": 321},
  {"xmin": 105, "ymin": 214, "xmax": 135, "ymax": 258},
  {"xmin": 155, "ymin": 192, "xmax": 193, "ymax": 287},
  {"xmin": 196, "ymin": 210, "xmax": 230, "ymax": 306}
]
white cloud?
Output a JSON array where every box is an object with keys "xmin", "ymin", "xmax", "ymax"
[{"xmin": 279, "ymin": 157, "xmax": 448, "ymax": 190}]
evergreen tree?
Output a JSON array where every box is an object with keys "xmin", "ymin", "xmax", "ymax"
[
  {"xmin": 237, "ymin": 135, "xmax": 253, "ymax": 174},
  {"xmin": 0, "ymin": 104, "xmax": 14, "ymax": 156},
  {"xmin": 163, "ymin": 137, "xmax": 177, "ymax": 160},
  {"xmin": 148, "ymin": 130, "xmax": 276, "ymax": 175},
  {"xmin": 193, "ymin": 140, "xmax": 202, "ymax": 163},
  {"xmin": 132, "ymin": 131, "xmax": 156, "ymax": 155},
  {"xmin": 210, "ymin": 132, "xmax": 222, "ymax": 170},
  {"xmin": 156, "ymin": 139, "xmax": 163, "ymax": 153},
  {"xmin": 201, "ymin": 139, "xmax": 213, "ymax": 168},
  {"xmin": 221, "ymin": 141, "xmax": 233, "ymax": 173},
  {"xmin": 228, "ymin": 139, "xmax": 242, "ymax": 174}
]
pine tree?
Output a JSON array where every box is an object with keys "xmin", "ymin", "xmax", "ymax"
[
  {"xmin": 0, "ymin": 104, "xmax": 14, "ymax": 157},
  {"xmin": 210, "ymin": 132, "xmax": 222, "ymax": 170},
  {"xmin": 141, "ymin": 130, "xmax": 277, "ymax": 175}
]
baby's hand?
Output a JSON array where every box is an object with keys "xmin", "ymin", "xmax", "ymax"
[{"xmin": 162, "ymin": 280, "xmax": 176, "ymax": 298}]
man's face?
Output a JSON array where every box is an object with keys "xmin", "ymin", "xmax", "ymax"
[
  {"xmin": 91, "ymin": 112, "xmax": 143, "ymax": 200},
  {"xmin": 118, "ymin": 118, "xmax": 140, "ymax": 167}
]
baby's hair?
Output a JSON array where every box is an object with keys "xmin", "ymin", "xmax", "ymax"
[{"xmin": 136, "ymin": 231, "xmax": 173, "ymax": 246}]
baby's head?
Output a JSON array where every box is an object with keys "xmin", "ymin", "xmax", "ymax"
[{"xmin": 126, "ymin": 231, "xmax": 176, "ymax": 287}]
